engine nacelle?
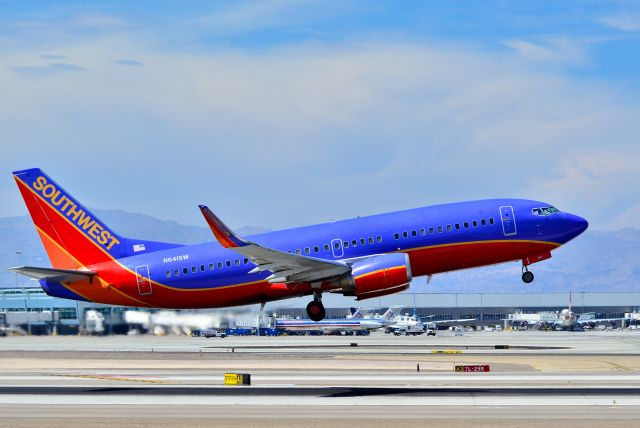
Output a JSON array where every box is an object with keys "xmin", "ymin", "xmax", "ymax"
[{"xmin": 339, "ymin": 253, "xmax": 412, "ymax": 300}]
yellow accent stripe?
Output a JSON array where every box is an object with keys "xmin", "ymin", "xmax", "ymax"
[
  {"xmin": 19, "ymin": 177, "xmax": 265, "ymax": 294},
  {"xmin": 19, "ymin": 176, "xmax": 561, "ymax": 296}
]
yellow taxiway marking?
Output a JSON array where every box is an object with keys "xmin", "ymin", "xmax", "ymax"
[{"xmin": 55, "ymin": 374, "xmax": 172, "ymax": 384}]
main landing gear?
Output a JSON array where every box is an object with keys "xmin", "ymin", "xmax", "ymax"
[
  {"xmin": 306, "ymin": 288, "xmax": 326, "ymax": 322},
  {"xmin": 522, "ymin": 266, "xmax": 534, "ymax": 284}
]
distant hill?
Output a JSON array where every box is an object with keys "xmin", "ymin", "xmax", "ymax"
[
  {"xmin": 1, "ymin": 210, "xmax": 638, "ymax": 293},
  {"xmin": 413, "ymin": 227, "xmax": 640, "ymax": 293}
]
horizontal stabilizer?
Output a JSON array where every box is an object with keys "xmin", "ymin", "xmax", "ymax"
[{"xmin": 9, "ymin": 266, "xmax": 97, "ymax": 283}]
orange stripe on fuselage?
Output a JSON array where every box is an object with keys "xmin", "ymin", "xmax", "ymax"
[{"xmin": 17, "ymin": 175, "xmax": 564, "ymax": 309}]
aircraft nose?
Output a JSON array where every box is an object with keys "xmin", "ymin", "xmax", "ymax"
[{"xmin": 564, "ymin": 213, "xmax": 589, "ymax": 238}]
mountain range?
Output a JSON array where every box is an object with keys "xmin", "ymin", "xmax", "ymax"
[{"xmin": 1, "ymin": 210, "xmax": 638, "ymax": 293}]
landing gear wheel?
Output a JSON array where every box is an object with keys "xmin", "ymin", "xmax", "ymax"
[
  {"xmin": 522, "ymin": 270, "xmax": 534, "ymax": 284},
  {"xmin": 306, "ymin": 300, "xmax": 326, "ymax": 322}
]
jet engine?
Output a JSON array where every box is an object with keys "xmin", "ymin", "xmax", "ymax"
[{"xmin": 336, "ymin": 253, "xmax": 412, "ymax": 300}]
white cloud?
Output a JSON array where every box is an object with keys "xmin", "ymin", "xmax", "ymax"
[
  {"xmin": 502, "ymin": 38, "xmax": 590, "ymax": 66},
  {"xmin": 598, "ymin": 12, "xmax": 640, "ymax": 32},
  {"xmin": 1, "ymin": 35, "xmax": 639, "ymax": 230}
]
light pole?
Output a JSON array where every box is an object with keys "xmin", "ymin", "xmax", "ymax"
[
  {"xmin": 480, "ymin": 293, "xmax": 484, "ymax": 329},
  {"xmin": 16, "ymin": 250, "xmax": 31, "ymax": 335}
]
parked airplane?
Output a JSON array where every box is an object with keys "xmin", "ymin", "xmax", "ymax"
[
  {"xmin": 557, "ymin": 291, "xmax": 626, "ymax": 331},
  {"xmin": 10, "ymin": 168, "xmax": 588, "ymax": 321},
  {"xmin": 275, "ymin": 317, "xmax": 383, "ymax": 333},
  {"xmin": 276, "ymin": 305, "xmax": 397, "ymax": 334}
]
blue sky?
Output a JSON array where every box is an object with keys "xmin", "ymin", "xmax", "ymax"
[{"xmin": 1, "ymin": 1, "xmax": 639, "ymax": 231}]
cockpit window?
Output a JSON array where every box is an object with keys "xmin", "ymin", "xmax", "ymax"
[{"xmin": 532, "ymin": 206, "xmax": 560, "ymax": 216}]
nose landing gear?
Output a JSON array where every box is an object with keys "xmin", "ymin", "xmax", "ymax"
[{"xmin": 522, "ymin": 266, "xmax": 534, "ymax": 284}]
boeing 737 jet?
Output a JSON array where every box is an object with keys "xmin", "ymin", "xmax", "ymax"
[{"xmin": 10, "ymin": 168, "xmax": 588, "ymax": 321}]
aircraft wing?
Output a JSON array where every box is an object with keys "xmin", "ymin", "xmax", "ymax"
[
  {"xmin": 9, "ymin": 266, "xmax": 97, "ymax": 283},
  {"xmin": 431, "ymin": 318, "xmax": 477, "ymax": 324},
  {"xmin": 199, "ymin": 205, "xmax": 350, "ymax": 284},
  {"xmin": 577, "ymin": 317, "xmax": 625, "ymax": 324}
]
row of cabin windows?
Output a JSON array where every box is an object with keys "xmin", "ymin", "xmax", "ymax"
[
  {"xmin": 165, "ymin": 234, "xmax": 389, "ymax": 278},
  {"xmin": 165, "ymin": 257, "xmax": 250, "ymax": 278},
  {"xmin": 393, "ymin": 218, "xmax": 495, "ymax": 240},
  {"xmin": 288, "ymin": 235, "xmax": 383, "ymax": 255}
]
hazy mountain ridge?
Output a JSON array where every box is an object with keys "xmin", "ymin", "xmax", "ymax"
[{"xmin": 1, "ymin": 210, "xmax": 638, "ymax": 293}]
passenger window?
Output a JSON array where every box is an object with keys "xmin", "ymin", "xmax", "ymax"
[
  {"xmin": 445, "ymin": 225, "xmax": 450, "ymax": 232},
  {"xmin": 183, "ymin": 267, "xmax": 188, "ymax": 275},
  {"xmin": 344, "ymin": 241, "xmax": 350, "ymax": 248},
  {"xmin": 226, "ymin": 261, "xmax": 231, "ymax": 267},
  {"xmin": 402, "ymin": 231, "xmax": 408, "ymax": 238},
  {"xmin": 473, "ymin": 220, "xmax": 478, "ymax": 227},
  {"xmin": 244, "ymin": 258, "xmax": 249, "ymax": 264},
  {"xmin": 304, "ymin": 248, "xmax": 310, "ymax": 254},
  {"xmin": 376, "ymin": 236, "xmax": 382, "ymax": 243},
  {"xmin": 235, "ymin": 259, "xmax": 240, "ymax": 266},
  {"xmin": 295, "ymin": 249, "xmax": 301, "ymax": 255},
  {"xmin": 351, "ymin": 239, "xmax": 357, "ymax": 247},
  {"xmin": 174, "ymin": 269, "xmax": 180, "ymax": 276},
  {"xmin": 208, "ymin": 263, "xmax": 214, "ymax": 270},
  {"xmin": 411, "ymin": 230, "xmax": 417, "ymax": 237},
  {"xmin": 314, "ymin": 246, "xmax": 319, "ymax": 253},
  {"xmin": 481, "ymin": 219, "xmax": 486, "ymax": 226},
  {"xmin": 464, "ymin": 222, "xmax": 469, "ymax": 228},
  {"xmin": 360, "ymin": 238, "xmax": 365, "ymax": 245},
  {"xmin": 394, "ymin": 233, "xmax": 400, "ymax": 240},
  {"xmin": 368, "ymin": 237, "xmax": 374, "ymax": 244},
  {"xmin": 165, "ymin": 270, "xmax": 171, "ymax": 278},
  {"xmin": 420, "ymin": 228, "xmax": 426, "ymax": 236},
  {"xmin": 191, "ymin": 266, "xmax": 197, "ymax": 273},
  {"xmin": 489, "ymin": 218, "xmax": 495, "ymax": 224},
  {"xmin": 199, "ymin": 265, "xmax": 204, "ymax": 272},
  {"xmin": 455, "ymin": 224, "xmax": 460, "ymax": 230},
  {"xmin": 438, "ymin": 226, "xmax": 443, "ymax": 233},
  {"xmin": 429, "ymin": 227, "xmax": 434, "ymax": 234},
  {"xmin": 217, "ymin": 262, "xmax": 223, "ymax": 269}
]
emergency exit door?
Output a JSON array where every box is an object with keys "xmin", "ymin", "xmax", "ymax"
[{"xmin": 135, "ymin": 265, "xmax": 152, "ymax": 295}]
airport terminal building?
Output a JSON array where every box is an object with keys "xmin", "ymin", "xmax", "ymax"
[{"xmin": 2, "ymin": 287, "xmax": 639, "ymax": 334}]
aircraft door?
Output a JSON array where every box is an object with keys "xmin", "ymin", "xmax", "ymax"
[
  {"xmin": 331, "ymin": 239, "xmax": 344, "ymax": 258},
  {"xmin": 135, "ymin": 265, "xmax": 153, "ymax": 295},
  {"xmin": 499, "ymin": 206, "xmax": 517, "ymax": 236}
]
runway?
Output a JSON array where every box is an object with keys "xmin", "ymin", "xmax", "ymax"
[{"xmin": 1, "ymin": 331, "xmax": 640, "ymax": 427}]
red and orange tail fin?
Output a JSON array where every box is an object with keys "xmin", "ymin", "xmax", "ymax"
[{"xmin": 13, "ymin": 168, "xmax": 125, "ymax": 269}]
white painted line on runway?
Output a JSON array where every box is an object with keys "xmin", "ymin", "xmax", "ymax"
[{"xmin": 1, "ymin": 394, "xmax": 640, "ymax": 407}]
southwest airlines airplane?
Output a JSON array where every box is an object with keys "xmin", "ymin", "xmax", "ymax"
[{"xmin": 10, "ymin": 168, "xmax": 588, "ymax": 321}]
